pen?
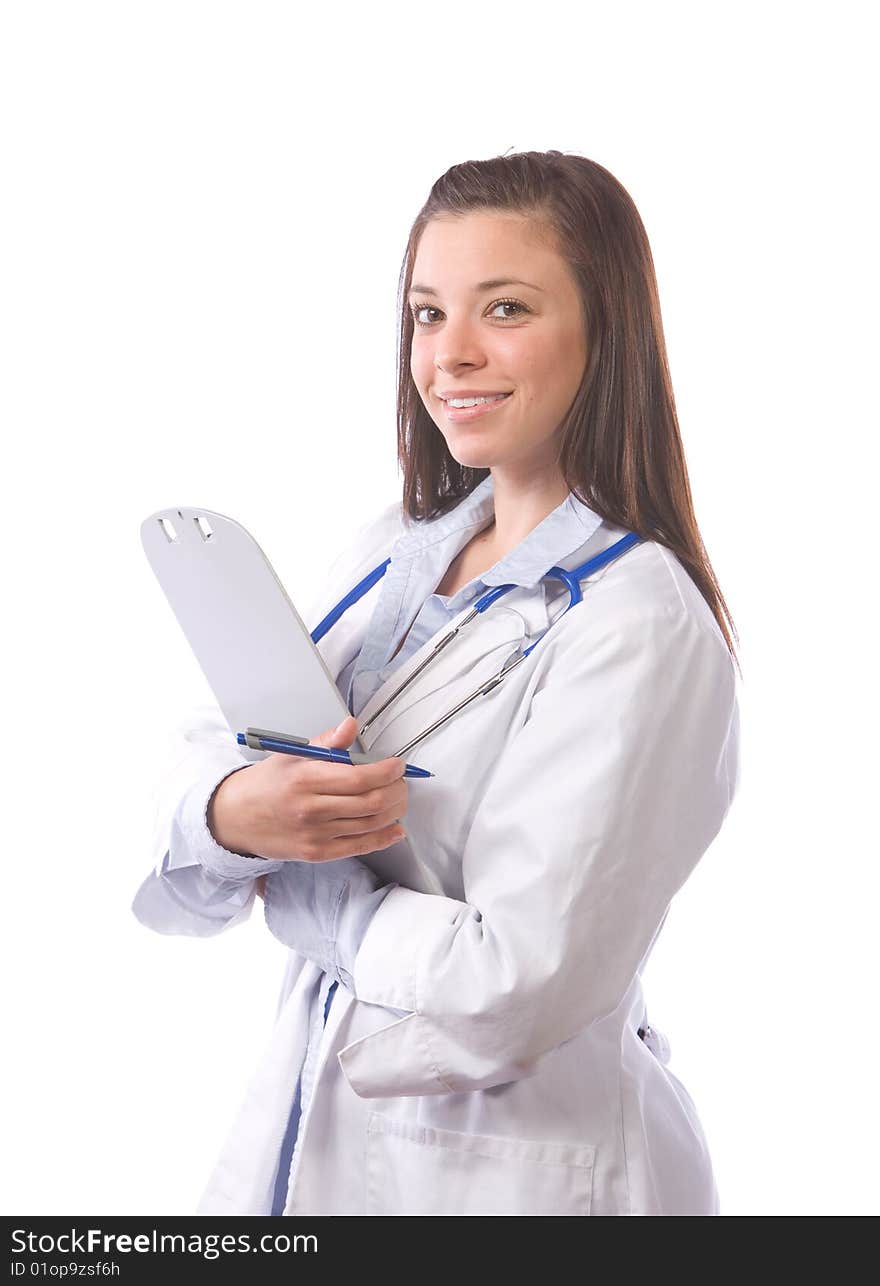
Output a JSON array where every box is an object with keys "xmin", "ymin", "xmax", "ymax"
[{"xmin": 236, "ymin": 726, "xmax": 434, "ymax": 779}]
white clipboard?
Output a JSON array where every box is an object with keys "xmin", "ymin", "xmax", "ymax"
[
  {"xmin": 140, "ymin": 505, "xmax": 373, "ymax": 759},
  {"xmin": 142, "ymin": 505, "xmax": 459, "ymax": 895}
]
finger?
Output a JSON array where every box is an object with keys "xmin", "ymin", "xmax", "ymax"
[
  {"xmin": 312, "ymin": 714, "xmax": 361, "ymax": 750},
  {"xmin": 316, "ymin": 803, "xmax": 407, "ymax": 836},
  {"xmin": 298, "ymin": 716, "xmax": 406, "ymax": 788},
  {"xmin": 297, "ymin": 755, "xmax": 407, "ymax": 796},
  {"xmin": 304, "ymin": 780, "xmax": 408, "ymax": 821},
  {"xmin": 313, "ymin": 822, "xmax": 406, "ymax": 862}
]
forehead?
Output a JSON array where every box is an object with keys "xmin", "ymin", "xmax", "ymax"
[{"xmin": 411, "ymin": 212, "xmax": 565, "ymax": 290}]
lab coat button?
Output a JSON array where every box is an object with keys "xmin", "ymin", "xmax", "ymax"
[{"xmin": 641, "ymin": 1024, "xmax": 672, "ymax": 1065}]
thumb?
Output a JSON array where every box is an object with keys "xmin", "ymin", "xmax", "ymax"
[{"xmin": 312, "ymin": 713, "xmax": 360, "ymax": 750}]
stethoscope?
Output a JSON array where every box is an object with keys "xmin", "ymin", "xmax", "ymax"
[{"xmin": 311, "ymin": 530, "xmax": 644, "ymax": 759}]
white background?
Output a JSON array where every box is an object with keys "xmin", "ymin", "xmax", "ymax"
[{"xmin": 2, "ymin": 1, "xmax": 876, "ymax": 1217}]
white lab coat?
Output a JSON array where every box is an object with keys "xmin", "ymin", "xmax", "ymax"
[{"xmin": 135, "ymin": 498, "xmax": 740, "ymax": 1216}]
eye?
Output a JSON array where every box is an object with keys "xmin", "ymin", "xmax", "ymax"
[
  {"xmin": 488, "ymin": 298, "xmax": 529, "ymax": 321},
  {"xmin": 410, "ymin": 304, "xmax": 441, "ymax": 327},
  {"xmin": 408, "ymin": 297, "xmax": 530, "ymax": 327}
]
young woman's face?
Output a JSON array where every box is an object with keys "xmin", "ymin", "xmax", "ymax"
[{"xmin": 409, "ymin": 211, "xmax": 588, "ymax": 478}]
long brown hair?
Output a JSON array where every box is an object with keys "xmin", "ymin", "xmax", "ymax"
[{"xmin": 394, "ymin": 149, "xmax": 741, "ymax": 674}]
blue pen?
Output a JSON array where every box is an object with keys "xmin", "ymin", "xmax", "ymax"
[{"xmin": 236, "ymin": 726, "xmax": 434, "ymax": 778}]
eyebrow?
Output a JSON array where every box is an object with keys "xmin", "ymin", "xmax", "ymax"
[{"xmin": 408, "ymin": 277, "xmax": 545, "ymax": 296}]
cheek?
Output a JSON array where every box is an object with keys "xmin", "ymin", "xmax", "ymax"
[
  {"xmin": 411, "ymin": 349, "xmax": 435, "ymax": 394},
  {"xmin": 532, "ymin": 332, "xmax": 584, "ymax": 396},
  {"xmin": 559, "ymin": 326, "xmax": 588, "ymax": 384}
]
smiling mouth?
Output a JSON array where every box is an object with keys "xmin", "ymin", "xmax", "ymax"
[
  {"xmin": 440, "ymin": 392, "xmax": 512, "ymax": 405},
  {"xmin": 439, "ymin": 391, "xmax": 515, "ymax": 424}
]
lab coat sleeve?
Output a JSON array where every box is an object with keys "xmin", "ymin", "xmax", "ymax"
[{"xmin": 335, "ymin": 601, "xmax": 740, "ymax": 1098}]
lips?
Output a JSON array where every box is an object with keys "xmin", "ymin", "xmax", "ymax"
[{"xmin": 440, "ymin": 391, "xmax": 514, "ymax": 423}]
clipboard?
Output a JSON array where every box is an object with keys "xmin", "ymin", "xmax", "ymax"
[
  {"xmin": 140, "ymin": 505, "xmax": 373, "ymax": 760},
  {"xmin": 141, "ymin": 504, "xmax": 444, "ymax": 895}
]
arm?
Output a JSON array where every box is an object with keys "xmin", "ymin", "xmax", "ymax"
[
  {"xmin": 132, "ymin": 500, "xmax": 408, "ymax": 939},
  {"xmin": 332, "ymin": 601, "xmax": 740, "ymax": 1098},
  {"xmin": 131, "ymin": 703, "xmax": 289, "ymax": 937},
  {"xmin": 131, "ymin": 705, "xmax": 396, "ymax": 970}
]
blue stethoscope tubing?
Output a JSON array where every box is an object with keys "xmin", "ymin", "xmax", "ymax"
[
  {"xmin": 313, "ymin": 529, "xmax": 643, "ymax": 649},
  {"xmin": 310, "ymin": 529, "xmax": 644, "ymax": 757}
]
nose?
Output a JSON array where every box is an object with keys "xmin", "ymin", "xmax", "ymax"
[{"xmin": 432, "ymin": 315, "xmax": 488, "ymax": 373}]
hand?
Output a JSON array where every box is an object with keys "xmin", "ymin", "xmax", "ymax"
[{"xmin": 207, "ymin": 714, "xmax": 409, "ymax": 863}]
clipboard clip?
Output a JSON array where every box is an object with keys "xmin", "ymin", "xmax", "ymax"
[{"xmin": 243, "ymin": 726, "xmax": 311, "ymax": 751}]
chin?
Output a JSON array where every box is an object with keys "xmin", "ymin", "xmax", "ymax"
[
  {"xmin": 446, "ymin": 448, "xmax": 497, "ymax": 470},
  {"xmin": 440, "ymin": 433, "xmax": 498, "ymax": 467}
]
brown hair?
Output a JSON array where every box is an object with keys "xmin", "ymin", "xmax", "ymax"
[{"xmin": 394, "ymin": 149, "xmax": 741, "ymax": 674}]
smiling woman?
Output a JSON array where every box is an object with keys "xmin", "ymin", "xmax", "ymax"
[
  {"xmin": 406, "ymin": 214, "xmax": 589, "ymax": 511},
  {"xmin": 396, "ymin": 154, "xmax": 738, "ymax": 666},
  {"xmin": 134, "ymin": 149, "xmax": 741, "ymax": 1217}
]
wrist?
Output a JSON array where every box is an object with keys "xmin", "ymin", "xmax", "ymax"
[{"xmin": 207, "ymin": 766, "xmax": 254, "ymax": 857}]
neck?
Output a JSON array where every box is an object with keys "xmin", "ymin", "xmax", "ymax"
[{"xmin": 481, "ymin": 465, "xmax": 570, "ymax": 556}]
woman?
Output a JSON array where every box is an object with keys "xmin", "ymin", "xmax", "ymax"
[{"xmin": 133, "ymin": 150, "xmax": 741, "ymax": 1216}]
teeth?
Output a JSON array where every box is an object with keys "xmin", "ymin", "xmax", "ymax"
[{"xmin": 447, "ymin": 394, "xmax": 509, "ymax": 408}]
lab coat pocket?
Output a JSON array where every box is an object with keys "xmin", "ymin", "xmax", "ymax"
[{"xmin": 365, "ymin": 1112, "xmax": 596, "ymax": 1215}]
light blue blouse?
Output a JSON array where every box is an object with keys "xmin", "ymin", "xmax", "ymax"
[{"xmin": 154, "ymin": 472, "xmax": 605, "ymax": 1215}]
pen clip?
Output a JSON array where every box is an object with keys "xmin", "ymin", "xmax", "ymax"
[{"xmin": 244, "ymin": 726, "xmax": 312, "ymax": 751}]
